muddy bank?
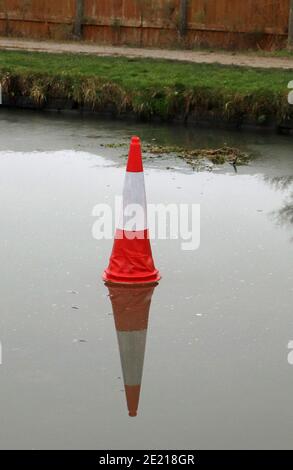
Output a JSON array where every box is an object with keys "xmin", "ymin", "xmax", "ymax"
[{"xmin": 2, "ymin": 91, "xmax": 293, "ymax": 134}]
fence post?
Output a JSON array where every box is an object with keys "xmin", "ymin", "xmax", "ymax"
[
  {"xmin": 179, "ymin": 0, "xmax": 188, "ymax": 37},
  {"xmin": 74, "ymin": 0, "xmax": 84, "ymax": 39},
  {"xmin": 289, "ymin": 0, "xmax": 293, "ymax": 49}
]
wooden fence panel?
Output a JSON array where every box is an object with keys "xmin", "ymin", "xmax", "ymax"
[
  {"xmin": 0, "ymin": 0, "xmax": 290, "ymax": 49},
  {"xmin": 187, "ymin": 0, "xmax": 289, "ymax": 34}
]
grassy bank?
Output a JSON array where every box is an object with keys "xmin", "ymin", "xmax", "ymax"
[{"xmin": 0, "ymin": 50, "xmax": 292, "ymax": 126}]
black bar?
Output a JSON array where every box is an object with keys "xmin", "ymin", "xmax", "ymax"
[{"xmin": 0, "ymin": 451, "xmax": 292, "ymax": 467}]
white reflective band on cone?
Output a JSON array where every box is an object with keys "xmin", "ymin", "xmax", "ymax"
[
  {"xmin": 118, "ymin": 172, "xmax": 148, "ymax": 231},
  {"xmin": 117, "ymin": 330, "xmax": 147, "ymax": 386}
]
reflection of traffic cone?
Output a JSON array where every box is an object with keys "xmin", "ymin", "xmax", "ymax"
[
  {"xmin": 106, "ymin": 283, "xmax": 157, "ymax": 417},
  {"xmin": 103, "ymin": 136, "xmax": 160, "ymax": 285}
]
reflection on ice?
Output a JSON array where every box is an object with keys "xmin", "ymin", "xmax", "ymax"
[
  {"xmin": 264, "ymin": 175, "xmax": 293, "ymax": 234},
  {"xmin": 105, "ymin": 283, "xmax": 158, "ymax": 417}
]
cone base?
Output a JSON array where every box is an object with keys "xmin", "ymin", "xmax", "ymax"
[{"xmin": 103, "ymin": 270, "xmax": 161, "ymax": 285}]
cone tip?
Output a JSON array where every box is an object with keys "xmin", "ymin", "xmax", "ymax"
[
  {"xmin": 127, "ymin": 135, "xmax": 143, "ymax": 173},
  {"xmin": 131, "ymin": 136, "xmax": 140, "ymax": 144},
  {"xmin": 129, "ymin": 411, "xmax": 138, "ymax": 417}
]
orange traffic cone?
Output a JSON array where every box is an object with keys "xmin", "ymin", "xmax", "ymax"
[
  {"xmin": 106, "ymin": 283, "xmax": 157, "ymax": 417},
  {"xmin": 103, "ymin": 136, "xmax": 161, "ymax": 285}
]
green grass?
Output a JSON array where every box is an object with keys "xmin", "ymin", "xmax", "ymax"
[
  {"xmin": 0, "ymin": 49, "xmax": 292, "ymax": 124},
  {"xmin": 0, "ymin": 49, "xmax": 291, "ymax": 92}
]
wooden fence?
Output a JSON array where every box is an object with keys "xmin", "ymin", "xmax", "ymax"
[{"xmin": 0, "ymin": 0, "xmax": 290, "ymax": 50}]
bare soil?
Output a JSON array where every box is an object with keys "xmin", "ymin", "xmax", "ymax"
[{"xmin": 1, "ymin": 37, "xmax": 293, "ymax": 69}]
